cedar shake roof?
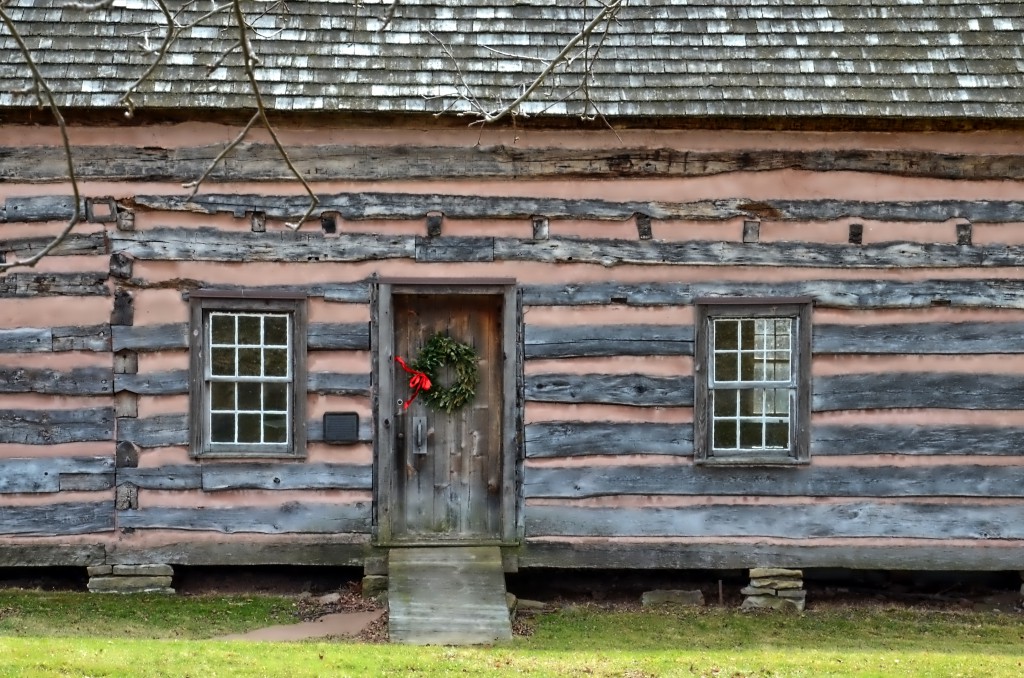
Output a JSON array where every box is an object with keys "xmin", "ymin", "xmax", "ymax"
[{"xmin": 2, "ymin": 0, "xmax": 1023, "ymax": 120}]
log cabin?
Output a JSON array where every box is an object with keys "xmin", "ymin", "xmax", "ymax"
[{"xmin": 3, "ymin": 0, "xmax": 1024, "ymax": 606}]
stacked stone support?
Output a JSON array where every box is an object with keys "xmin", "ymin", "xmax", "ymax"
[
  {"xmin": 362, "ymin": 554, "xmax": 388, "ymax": 600},
  {"xmin": 740, "ymin": 567, "xmax": 805, "ymax": 612},
  {"xmin": 87, "ymin": 564, "xmax": 174, "ymax": 594}
]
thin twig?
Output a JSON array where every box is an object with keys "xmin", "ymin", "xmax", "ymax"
[{"xmin": 0, "ymin": 7, "xmax": 81, "ymax": 271}]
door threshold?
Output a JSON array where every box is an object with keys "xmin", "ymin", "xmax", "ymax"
[{"xmin": 378, "ymin": 539, "xmax": 515, "ymax": 548}]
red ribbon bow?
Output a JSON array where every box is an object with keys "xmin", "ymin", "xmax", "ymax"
[{"xmin": 395, "ymin": 356, "xmax": 431, "ymax": 410}]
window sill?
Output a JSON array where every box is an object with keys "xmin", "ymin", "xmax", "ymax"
[
  {"xmin": 191, "ymin": 449, "xmax": 307, "ymax": 460},
  {"xmin": 694, "ymin": 454, "xmax": 809, "ymax": 467}
]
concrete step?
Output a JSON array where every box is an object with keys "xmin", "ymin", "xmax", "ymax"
[{"xmin": 388, "ymin": 546, "xmax": 512, "ymax": 645}]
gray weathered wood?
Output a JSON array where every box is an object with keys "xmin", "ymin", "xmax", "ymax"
[
  {"xmin": 518, "ymin": 541, "xmax": 1024, "ymax": 571},
  {"xmin": 525, "ymin": 324, "xmax": 694, "ymax": 358},
  {"xmin": 103, "ymin": 540, "xmax": 371, "ymax": 566},
  {"xmin": 812, "ymin": 424, "xmax": 1024, "ymax": 455},
  {"xmin": 52, "ymin": 325, "xmax": 111, "ymax": 351},
  {"xmin": 526, "ymin": 374, "xmax": 693, "ymax": 406},
  {"xmin": 111, "ymin": 323, "xmax": 188, "ymax": 352},
  {"xmin": 117, "ymin": 502, "xmax": 371, "ymax": 533},
  {"xmin": 0, "ymin": 501, "xmax": 114, "ymax": 535},
  {"xmin": 122, "ymin": 414, "xmax": 374, "ymax": 447},
  {"xmin": 0, "ymin": 408, "xmax": 114, "ymax": 444},
  {"xmin": 523, "ymin": 280, "xmax": 1024, "ymax": 310},
  {"xmin": 201, "ymin": 463, "xmax": 372, "ymax": 491},
  {"xmin": 0, "ymin": 456, "xmax": 114, "ymax": 494},
  {"xmin": 59, "ymin": 472, "xmax": 115, "ymax": 491},
  {"xmin": 526, "ymin": 503, "xmax": 1024, "ymax": 539},
  {"xmin": 0, "ymin": 366, "xmax": 112, "ymax": 395},
  {"xmin": 114, "ymin": 370, "xmax": 187, "ymax": 395},
  {"xmin": 814, "ymin": 373, "xmax": 1024, "ymax": 411},
  {"xmin": 0, "ymin": 543, "xmax": 106, "ymax": 566},
  {"xmin": 814, "ymin": 322, "xmax": 1024, "ymax": 354},
  {"xmin": 1, "ymin": 195, "xmax": 82, "ymax": 223},
  {"xmin": 112, "ymin": 228, "xmax": 415, "ymax": 262},
  {"xmin": 0, "ymin": 272, "xmax": 109, "ymax": 297},
  {"xmin": 307, "ymin": 322, "xmax": 370, "ymax": 350},
  {"xmin": 415, "ymin": 236, "xmax": 495, "ymax": 262},
  {"xmin": 0, "ymin": 328, "xmax": 51, "ymax": 352},
  {"xmin": 526, "ymin": 464, "xmax": 1024, "ymax": 499},
  {"xmin": 2, "ymin": 232, "xmax": 107, "ymax": 258},
  {"xmin": 307, "ymin": 372, "xmax": 370, "ymax": 395},
  {"xmin": 117, "ymin": 465, "xmax": 202, "ymax": 490},
  {"xmin": 524, "ymin": 422, "xmax": 693, "ymax": 457},
  {"xmin": 9, "ymin": 145, "xmax": 1024, "ymax": 183},
  {"xmin": 132, "ymin": 193, "xmax": 1024, "ymax": 224}
]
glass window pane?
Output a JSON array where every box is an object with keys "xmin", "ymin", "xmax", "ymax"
[
  {"xmin": 713, "ymin": 389, "xmax": 738, "ymax": 417},
  {"xmin": 264, "ymin": 414, "xmax": 288, "ymax": 443},
  {"xmin": 211, "ymin": 347, "xmax": 235, "ymax": 376},
  {"xmin": 211, "ymin": 413, "xmax": 234, "ymax": 443},
  {"xmin": 739, "ymin": 420, "xmax": 763, "ymax": 448},
  {"xmin": 211, "ymin": 315, "xmax": 234, "ymax": 344},
  {"xmin": 714, "ymin": 320, "xmax": 738, "ymax": 350},
  {"xmin": 739, "ymin": 319, "xmax": 755, "ymax": 350},
  {"xmin": 265, "ymin": 316, "xmax": 288, "ymax": 345},
  {"xmin": 211, "ymin": 382, "xmax": 235, "ymax": 410},
  {"xmin": 237, "ymin": 414, "xmax": 261, "ymax": 443},
  {"xmin": 714, "ymin": 352, "xmax": 737, "ymax": 382},
  {"xmin": 238, "ymin": 348, "xmax": 261, "ymax": 376},
  {"xmin": 264, "ymin": 349, "xmax": 288, "ymax": 377},
  {"xmin": 265, "ymin": 383, "xmax": 288, "ymax": 411},
  {"xmin": 713, "ymin": 419, "xmax": 737, "ymax": 449},
  {"xmin": 238, "ymin": 316, "xmax": 261, "ymax": 344},
  {"xmin": 765, "ymin": 421, "xmax": 789, "ymax": 448},
  {"xmin": 238, "ymin": 382, "xmax": 262, "ymax": 411}
]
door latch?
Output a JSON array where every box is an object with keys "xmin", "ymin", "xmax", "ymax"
[{"xmin": 412, "ymin": 416, "xmax": 428, "ymax": 456}]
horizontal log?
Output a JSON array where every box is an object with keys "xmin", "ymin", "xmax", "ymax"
[
  {"xmin": 133, "ymin": 193, "xmax": 1024, "ymax": 224},
  {"xmin": 814, "ymin": 322, "xmax": 1024, "ymax": 354},
  {"xmin": 117, "ymin": 465, "xmax": 202, "ymax": 490},
  {"xmin": 0, "ymin": 328, "xmax": 50, "ymax": 352},
  {"xmin": 812, "ymin": 424, "xmax": 1024, "ymax": 455},
  {"xmin": 0, "ymin": 366, "xmax": 112, "ymax": 395},
  {"xmin": 8, "ymin": 145, "xmax": 1024, "ymax": 183},
  {"xmin": 524, "ymin": 422, "xmax": 693, "ymax": 458},
  {"xmin": 0, "ymin": 543, "xmax": 106, "ymax": 567},
  {"xmin": 109, "ymin": 227, "xmax": 1024, "ymax": 269},
  {"xmin": 525, "ymin": 325, "xmax": 694, "ymax": 358},
  {"xmin": 117, "ymin": 502, "xmax": 371, "ymax": 534},
  {"xmin": 104, "ymin": 539, "xmax": 371, "ymax": 566},
  {"xmin": 201, "ymin": 463, "xmax": 372, "ymax": 491},
  {"xmin": 0, "ymin": 501, "xmax": 114, "ymax": 536},
  {"xmin": 1, "ymin": 195, "xmax": 81, "ymax": 223},
  {"xmin": 120, "ymin": 414, "xmax": 374, "ymax": 448},
  {"xmin": 0, "ymin": 456, "xmax": 114, "ymax": 494},
  {"xmin": 526, "ymin": 464, "xmax": 1024, "ymax": 499},
  {"xmin": 111, "ymin": 323, "xmax": 188, "ymax": 352},
  {"xmin": 2, "ymin": 232, "xmax": 107, "ymax": 258},
  {"xmin": 0, "ymin": 408, "xmax": 114, "ymax": 444},
  {"xmin": 52, "ymin": 324, "xmax": 111, "ymax": 352},
  {"xmin": 0, "ymin": 272, "xmax": 109, "ymax": 297},
  {"xmin": 112, "ymin": 322, "xmax": 367, "ymax": 352},
  {"xmin": 523, "ymin": 280, "xmax": 1024, "ymax": 309},
  {"xmin": 526, "ymin": 374, "xmax": 693, "ymax": 407},
  {"xmin": 526, "ymin": 503, "xmax": 1024, "ymax": 539},
  {"xmin": 114, "ymin": 370, "xmax": 369, "ymax": 396},
  {"xmin": 59, "ymin": 472, "xmax": 115, "ymax": 491},
  {"xmin": 814, "ymin": 373, "xmax": 1024, "ymax": 411},
  {"xmin": 518, "ymin": 542, "xmax": 1024, "ymax": 571}
]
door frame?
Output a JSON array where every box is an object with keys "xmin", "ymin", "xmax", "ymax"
[{"xmin": 371, "ymin": 278, "xmax": 522, "ymax": 545}]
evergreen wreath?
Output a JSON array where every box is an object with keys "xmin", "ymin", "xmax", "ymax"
[{"xmin": 411, "ymin": 333, "xmax": 480, "ymax": 414}]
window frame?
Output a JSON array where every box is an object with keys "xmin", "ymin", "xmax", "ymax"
[
  {"xmin": 188, "ymin": 292, "xmax": 307, "ymax": 459},
  {"xmin": 694, "ymin": 297, "xmax": 811, "ymax": 466}
]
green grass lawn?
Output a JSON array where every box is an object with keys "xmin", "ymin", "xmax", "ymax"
[{"xmin": 2, "ymin": 591, "xmax": 1023, "ymax": 677}]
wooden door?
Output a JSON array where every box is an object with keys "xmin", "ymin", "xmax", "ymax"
[{"xmin": 387, "ymin": 292, "xmax": 504, "ymax": 540}]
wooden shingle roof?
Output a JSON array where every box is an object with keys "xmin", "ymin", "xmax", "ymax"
[{"xmin": 2, "ymin": 0, "xmax": 1023, "ymax": 120}]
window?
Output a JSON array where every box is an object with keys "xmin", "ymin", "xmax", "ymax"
[
  {"xmin": 694, "ymin": 299, "xmax": 810, "ymax": 465},
  {"xmin": 189, "ymin": 293, "xmax": 307, "ymax": 457}
]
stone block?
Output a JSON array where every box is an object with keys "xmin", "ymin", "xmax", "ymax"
[
  {"xmin": 641, "ymin": 589, "xmax": 705, "ymax": 607},
  {"xmin": 364, "ymin": 555, "xmax": 388, "ymax": 576},
  {"xmin": 740, "ymin": 595, "xmax": 804, "ymax": 613},
  {"xmin": 113, "ymin": 564, "xmax": 173, "ymax": 576},
  {"xmin": 749, "ymin": 568, "xmax": 802, "ymax": 579},
  {"xmin": 777, "ymin": 589, "xmax": 807, "ymax": 600},
  {"xmin": 750, "ymin": 578, "xmax": 803, "ymax": 590},
  {"xmin": 506, "ymin": 592, "xmax": 517, "ymax": 611},
  {"xmin": 361, "ymin": 575, "xmax": 388, "ymax": 598},
  {"xmin": 88, "ymin": 576, "xmax": 174, "ymax": 593},
  {"xmin": 86, "ymin": 565, "xmax": 112, "ymax": 576},
  {"xmin": 740, "ymin": 586, "xmax": 775, "ymax": 596},
  {"xmin": 517, "ymin": 599, "xmax": 548, "ymax": 610}
]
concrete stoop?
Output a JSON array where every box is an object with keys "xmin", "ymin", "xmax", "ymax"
[
  {"xmin": 387, "ymin": 546, "xmax": 512, "ymax": 645},
  {"xmin": 87, "ymin": 564, "xmax": 175, "ymax": 594}
]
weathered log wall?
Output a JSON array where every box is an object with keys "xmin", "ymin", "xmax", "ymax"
[{"xmin": 4, "ymin": 126, "xmax": 1024, "ymax": 569}]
